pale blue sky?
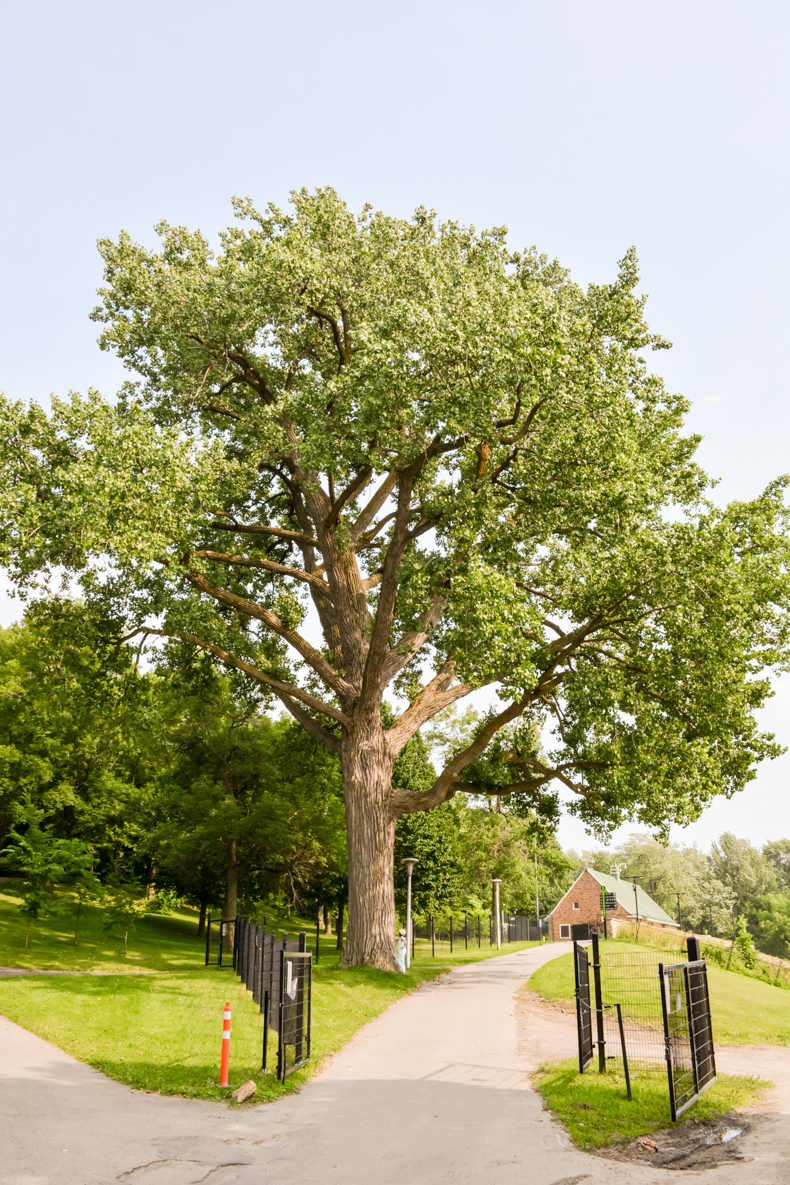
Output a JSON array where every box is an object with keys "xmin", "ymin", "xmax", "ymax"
[{"xmin": 1, "ymin": 0, "xmax": 788, "ymax": 852}]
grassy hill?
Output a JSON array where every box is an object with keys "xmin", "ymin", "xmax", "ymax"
[
  {"xmin": 0, "ymin": 881, "xmax": 537, "ymax": 1101},
  {"xmin": 528, "ymin": 939, "xmax": 790, "ymax": 1046}
]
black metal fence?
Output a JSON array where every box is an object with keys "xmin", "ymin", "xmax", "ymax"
[
  {"xmin": 228, "ymin": 915, "xmax": 313, "ymax": 1081},
  {"xmin": 573, "ymin": 942, "xmax": 593, "ymax": 1073},
  {"xmin": 414, "ymin": 913, "xmax": 541, "ymax": 953},
  {"xmin": 573, "ymin": 935, "xmax": 716, "ymax": 1120},
  {"xmin": 204, "ymin": 915, "xmax": 235, "ymax": 967},
  {"xmin": 276, "ymin": 950, "xmax": 312, "ymax": 1080},
  {"xmin": 660, "ymin": 958, "xmax": 716, "ymax": 1120}
]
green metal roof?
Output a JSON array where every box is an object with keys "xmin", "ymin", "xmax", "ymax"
[{"xmin": 586, "ymin": 868, "xmax": 679, "ymax": 927}]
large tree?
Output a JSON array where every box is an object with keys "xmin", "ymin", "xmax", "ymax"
[{"xmin": 1, "ymin": 188, "xmax": 788, "ymax": 968}]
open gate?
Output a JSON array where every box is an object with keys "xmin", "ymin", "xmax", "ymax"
[
  {"xmin": 659, "ymin": 959, "xmax": 717, "ymax": 1120},
  {"xmin": 573, "ymin": 941, "xmax": 594, "ymax": 1073}
]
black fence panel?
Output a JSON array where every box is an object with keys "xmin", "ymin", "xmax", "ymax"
[
  {"xmin": 276, "ymin": 950, "xmax": 312, "ymax": 1081},
  {"xmin": 660, "ymin": 959, "xmax": 717, "ymax": 1121},
  {"xmin": 573, "ymin": 941, "xmax": 594, "ymax": 1073},
  {"xmin": 504, "ymin": 915, "xmax": 542, "ymax": 942}
]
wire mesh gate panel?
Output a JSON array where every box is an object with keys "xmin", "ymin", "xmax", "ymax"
[
  {"xmin": 598, "ymin": 945, "xmax": 685, "ymax": 1076},
  {"xmin": 659, "ymin": 960, "xmax": 717, "ymax": 1121},
  {"xmin": 277, "ymin": 950, "xmax": 312, "ymax": 1081},
  {"xmin": 573, "ymin": 942, "xmax": 593, "ymax": 1072}
]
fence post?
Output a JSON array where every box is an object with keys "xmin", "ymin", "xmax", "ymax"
[
  {"xmin": 477, "ymin": 916, "xmax": 481, "ymax": 948},
  {"xmin": 450, "ymin": 916, "xmax": 453, "ymax": 953},
  {"xmin": 205, "ymin": 915, "xmax": 211, "ymax": 966},
  {"xmin": 687, "ymin": 936, "xmax": 701, "ymax": 962},
  {"xmin": 591, "ymin": 932, "xmax": 606, "ymax": 1072},
  {"xmin": 261, "ymin": 989, "xmax": 269, "ymax": 1072},
  {"xmin": 465, "ymin": 915, "xmax": 468, "ymax": 949},
  {"xmin": 430, "ymin": 914, "xmax": 435, "ymax": 958},
  {"xmin": 316, "ymin": 918, "xmax": 320, "ymax": 963},
  {"xmin": 615, "ymin": 1003, "xmax": 632, "ymax": 1100},
  {"xmin": 299, "ymin": 930, "xmax": 307, "ymax": 953}
]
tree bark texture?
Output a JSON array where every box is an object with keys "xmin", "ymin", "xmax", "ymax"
[{"xmin": 339, "ymin": 718, "xmax": 398, "ymax": 970}]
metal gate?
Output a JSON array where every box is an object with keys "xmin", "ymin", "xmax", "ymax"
[
  {"xmin": 573, "ymin": 941, "xmax": 594, "ymax": 1072},
  {"xmin": 659, "ymin": 959, "xmax": 717, "ymax": 1120},
  {"xmin": 277, "ymin": 950, "xmax": 312, "ymax": 1081}
]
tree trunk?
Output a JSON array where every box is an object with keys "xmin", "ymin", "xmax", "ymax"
[
  {"xmin": 336, "ymin": 898, "xmax": 345, "ymax": 950},
  {"xmin": 223, "ymin": 841, "xmax": 238, "ymax": 921},
  {"xmin": 197, "ymin": 895, "xmax": 208, "ymax": 938},
  {"xmin": 339, "ymin": 721, "xmax": 398, "ymax": 970},
  {"xmin": 322, "ymin": 903, "xmax": 332, "ymax": 936}
]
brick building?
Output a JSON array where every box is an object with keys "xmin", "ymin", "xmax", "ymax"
[{"xmin": 546, "ymin": 867, "xmax": 680, "ymax": 941}]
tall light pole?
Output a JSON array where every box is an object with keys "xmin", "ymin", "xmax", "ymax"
[
  {"xmin": 492, "ymin": 878, "xmax": 502, "ymax": 950},
  {"xmin": 402, "ymin": 858, "xmax": 418, "ymax": 969},
  {"xmin": 535, "ymin": 851, "xmax": 540, "ymax": 937}
]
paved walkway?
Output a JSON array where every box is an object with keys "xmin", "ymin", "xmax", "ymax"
[{"xmin": 2, "ymin": 944, "xmax": 789, "ymax": 1184}]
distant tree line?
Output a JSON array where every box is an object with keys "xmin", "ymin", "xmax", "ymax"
[{"xmin": 580, "ymin": 831, "xmax": 790, "ymax": 959}]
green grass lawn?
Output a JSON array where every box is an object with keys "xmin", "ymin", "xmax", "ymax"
[
  {"xmin": 0, "ymin": 883, "xmax": 539, "ymax": 1101},
  {"xmin": 0, "ymin": 883, "xmax": 207, "ymax": 972},
  {"xmin": 533, "ymin": 1058, "xmax": 768, "ymax": 1149},
  {"xmin": 0, "ymin": 960, "xmax": 451, "ymax": 1101},
  {"xmin": 528, "ymin": 940, "xmax": 790, "ymax": 1046}
]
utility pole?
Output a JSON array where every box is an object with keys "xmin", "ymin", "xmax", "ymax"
[
  {"xmin": 676, "ymin": 892, "xmax": 682, "ymax": 932},
  {"xmin": 535, "ymin": 851, "xmax": 540, "ymax": 938}
]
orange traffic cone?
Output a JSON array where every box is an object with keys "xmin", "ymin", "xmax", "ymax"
[{"xmin": 220, "ymin": 1001, "xmax": 231, "ymax": 1087}]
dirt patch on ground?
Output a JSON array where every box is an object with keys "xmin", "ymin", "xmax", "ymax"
[
  {"xmin": 593, "ymin": 1110, "xmax": 779, "ymax": 1171},
  {"xmin": 517, "ymin": 990, "xmax": 579, "ymax": 1070}
]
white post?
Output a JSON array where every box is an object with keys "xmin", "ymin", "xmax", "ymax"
[
  {"xmin": 492, "ymin": 879, "xmax": 502, "ymax": 950},
  {"xmin": 402, "ymin": 857, "xmax": 418, "ymax": 969}
]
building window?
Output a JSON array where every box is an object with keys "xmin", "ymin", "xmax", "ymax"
[
  {"xmin": 559, "ymin": 924, "xmax": 571, "ymax": 939},
  {"xmin": 572, "ymin": 902, "xmax": 579, "ymax": 910}
]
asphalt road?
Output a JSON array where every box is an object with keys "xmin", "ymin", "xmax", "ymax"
[{"xmin": 1, "ymin": 943, "xmax": 788, "ymax": 1184}]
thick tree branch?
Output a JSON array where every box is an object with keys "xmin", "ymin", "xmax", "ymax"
[
  {"xmin": 349, "ymin": 473, "xmax": 398, "ymax": 544},
  {"xmin": 323, "ymin": 465, "xmax": 374, "ymax": 531},
  {"xmin": 200, "ymin": 403, "xmax": 244, "ymax": 421},
  {"xmin": 385, "ymin": 660, "xmax": 473, "ymax": 754},
  {"xmin": 208, "ymin": 521, "xmax": 320, "ymax": 547},
  {"xmin": 276, "ymin": 693, "xmax": 342, "ymax": 753},
  {"xmin": 194, "ymin": 549, "xmax": 328, "ymax": 592},
  {"xmin": 391, "ymin": 692, "xmax": 535, "ymax": 816},
  {"xmin": 184, "ymin": 568, "xmax": 351, "ymax": 696},
  {"xmin": 379, "ymin": 595, "xmax": 449, "ymax": 689},
  {"xmin": 138, "ymin": 627, "xmax": 350, "ymax": 726}
]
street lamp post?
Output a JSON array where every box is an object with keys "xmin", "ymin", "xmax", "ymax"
[
  {"xmin": 492, "ymin": 878, "xmax": 502, "ymax": 950},
  {"xmin": 402, "ymin": 858, "xmax": 418, "ymax": 969}
]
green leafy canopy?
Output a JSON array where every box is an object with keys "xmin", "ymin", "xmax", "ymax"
[{"xmin": 0, "ymin": 187, "xmax": 788, "ymax": 836}]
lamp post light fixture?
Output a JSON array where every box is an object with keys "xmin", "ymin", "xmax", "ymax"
[
  {"xmin": 402, "ymin": 858, "xmax": 418, "ymax": 969},
  {"xmin": 492, "ymin": 878, "xmax": 502, "ymax": 950}
]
